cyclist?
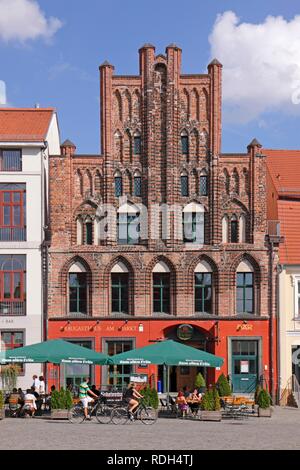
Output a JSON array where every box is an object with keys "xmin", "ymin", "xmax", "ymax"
[
  {"xmin": 123, "ymin": 383, "xmax": 143, "ymax": 420},
  {"xmin": 79, "ymin": 377, "xmax": 98, "ymax": 420}
]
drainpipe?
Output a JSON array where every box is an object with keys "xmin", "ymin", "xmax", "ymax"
[
  {"xmin": 276, "ymin": 264, "xmax": 283, "ymax": 404},
  {"xmin": 268, "ymin": 239, "xmax": 275, "ymax": 403}
]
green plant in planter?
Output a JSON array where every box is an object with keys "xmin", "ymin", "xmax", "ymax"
[
  {"xmin": 212, "ymin": 387, "xmax": 221, "ymax": 411},
  {"xmin": 201, "ymin": 390, "xmax": 215, "ymax": 411},
  {"xmin": 0, "ymin": 390, "xmax": 4, "ymax": 409},
  {"xmin": 257, "ymin": 389, "xmax": 271, "ymax": 409},
  {"xmin": 216, "ymin": 374, "xmax": 231, "ymax": 397},
  {"xmin": 50, "ymin": 390, "xmax": 60, "ymax": 410},
  {"xmin": 64, "ymin": 389, "xmax": 73, "ymax": 410},
  {"xmin": 140, "ymin": 386, "xmax": 159, "ymax": 409},
  {"xmin": 195, "ymin": 372, "xmax": 206, "ymax": 391},
  {"xmin": 254, "ymin": 385, "xmax": 262, "ymax": 404}
]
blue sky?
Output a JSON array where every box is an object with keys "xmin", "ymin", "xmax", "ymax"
[{"xmin": 1, "ymin": 0, "xmax": 300, "ymax": 153}]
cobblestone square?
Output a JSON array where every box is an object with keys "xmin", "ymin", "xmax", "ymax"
[{"xmin": 0, "ymin": 407, "xmax": 299, "ymax": 450}]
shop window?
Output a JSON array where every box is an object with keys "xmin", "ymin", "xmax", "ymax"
[{"xmin": 1, "ymin": 331, "xmax": 24, "ymax": 373}]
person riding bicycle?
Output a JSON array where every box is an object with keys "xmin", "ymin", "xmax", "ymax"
[
  {"xmin": 79, "ymin": 377, "xmax": 98, "ymax": 420},
  {"xmin": 123, "ymin": 383, "xmax": 143, "ymax": 420}
]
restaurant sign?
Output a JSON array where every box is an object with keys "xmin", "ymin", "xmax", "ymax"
[{"xmin": 177, "ymin": 324, "xmax": 194, "ymax": 341}]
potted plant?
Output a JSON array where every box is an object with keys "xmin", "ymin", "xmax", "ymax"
[
  {"xmin": 200, "ymin": 388, "xmax": 222, "ymax": 421},
  {"xmin": 257, "ymin": 389, "xmax": 272, "ymax": 417},
  {"xmin": 50, "ymin": 388, "xmax": 73, "ymax": 419},
  {"xmin": 216, "ymin": 373, "xmax": 232, "ymax": 397},
  {"xmin": 140, "ymin": 386, "xmax": 159, "ymax": 409},
  {"xmin": 0, "ymin": 365, "xmax": 20, "ymax": 391},
  {"xmin": 0, "ymin": 390, "xmax": 5, "ymax": 420},
  {"xmin": 195, "ymin": 372, "xmax": 206, "ymax": 394}
]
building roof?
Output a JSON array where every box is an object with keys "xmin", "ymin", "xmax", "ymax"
[
  {"xmin": 265, "ymin": 148, "xmax": 300, "ymax": 197},
  {"xmin": 278, "ymin": 200, "xmax": 300, "ymax": 264},
  {"xmin": 0, "ymin": 108, "xmax": 54, "ymax": 142}
]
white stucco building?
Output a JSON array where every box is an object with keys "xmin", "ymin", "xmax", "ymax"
[{"xmin": 0, "ymin": 108, "xmax": 60, "ymax": 389}]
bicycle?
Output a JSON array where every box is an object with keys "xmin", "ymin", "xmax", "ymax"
[
  {"xmin": 68, "ymin": 398, "xmax": 114, "ymax": 424},
  {"xmin": 111, "ymin": 398, "xmax": 158, "ymax": 425}
]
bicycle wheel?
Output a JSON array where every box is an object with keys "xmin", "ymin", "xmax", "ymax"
[
  {"xmin": 96, "ymin": 404, "xmax": 112, "ymax": 424},
  {"xmin": 140, "ymin": 406, "xmax": 158, "ymax": 425},
  {"xmin": 111, "ymin": 407, "xmax": 128, "ymax": 425},
  {"xmin": 68, "ymin": 404, "xmax": 85, "ymax": 424}
]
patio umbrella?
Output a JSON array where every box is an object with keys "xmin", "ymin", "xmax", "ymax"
[
  {"xmin": 0, "ymin": 339, "xmax": 108, "ymax": 365},
  {"xmin": 110, "ymin": 340, "xmax": 224, "ymax": 406},
  {"xmin": 110, "ymin": 339, "xmax": 223, "ymax": 367}
]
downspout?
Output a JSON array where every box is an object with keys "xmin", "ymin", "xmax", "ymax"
[
  {"xmin": 268, "ymin": 239, "xmax": 275, "ymax": 402},
  {"xmin": 276, "ymin": 264, "xmax": 283, "ymax": 405}
]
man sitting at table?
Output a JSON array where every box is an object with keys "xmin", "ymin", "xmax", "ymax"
[{"xmin": 23, "ymin": 389, "xmax": 37, "ymax": 417}]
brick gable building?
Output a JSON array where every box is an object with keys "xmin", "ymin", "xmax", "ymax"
[{"xmin": 47, "ymin": 45, "xmax": 280, "ymax": 397}]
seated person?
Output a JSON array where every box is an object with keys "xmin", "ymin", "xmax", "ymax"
[
  {"xmin": 176, "ymin": 391, "xmax": 188, "ymax": 417},
  {"xmin": 23, "ymin": 389, "xmax": 37, "ymax": 417},
  {"xmin": 183, "ymin": 386, "xmax": 191, "ymax": 399},
  {"xmin": 8, "ymin": 388, "xmax": 22, "ymax": 415},
  {"xmin": 18, "ymin": 388, "xmax": 25, "ymax": 405},
  {"xmin": 189, "ymin": 389, "xmax": 201, "ymax": 415}
]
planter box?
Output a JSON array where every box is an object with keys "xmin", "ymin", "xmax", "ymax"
[
  {"xmin": 258, "ymin": 407, "xmax": 272, "ymax": 418},
  {"xmin": 50, "ymin": 409, "xmax": 69, "ymax": 420},
  {"xmin": 0, "ymin": 408, "xmax": 5, "ymax": 420},
  {"xmin": 201, "ymin": 410, "xmax": 222, "ymax": 422}
]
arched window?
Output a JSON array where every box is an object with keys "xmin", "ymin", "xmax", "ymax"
[
  {"xmin": 180, "ymin": 172, "xmax": 189, "ymax": 197},
  {"xmin": 222, "ymin": 216, "xmax": 229, "ymax": 243},
  {"xmin": 194, "ymin": 260, "xmax": 212, "ymax": 314},
  {"xmin": 68, "ymin": 262, "xmax": 88, "ymax": 316},
  {"xmin": 134, "ymin": 171, "xmax": 142, "ymax": 197},
  {"xmin": 223, "ymin": 169, "xmax": 230, "ymax": 195},
  {"xmin": 236, "ymin": 260, "xmax": 254, "ymax": 314},
  {"xmin": 134, "ymin": 131, "xmax": 141, "ymax": 155},
  {"xmin": 117, "ymin": 203, "xmax": 140, "ymax": 245},
  {"xmin": 232, "ymin": 168, "xmax": 239, "ymax": 195},
  {"xmin": 114, "ymin": 171, "xmax": 123, "ymax": 197},
  {"xmin": 182, "ymin": 202, "xmax": 205, "ymax": 244},
  {"xmin": 111, "ymin": 262, "xmax": 129, "ymax": 315},
  {"xmin": 231, "ymin": 215, "xmax": 238, "ymax": 243},
  {"xmin": 181, "ymin": 130, "xmax": 189, "ymax": 156},
  {"xmin": 153, "ymin": 261, "xmax": 170, "ymax": 314},
  {"xmin": 199, "ymin": 170, "xmax": 208, "ymax": 196},
  {"xmin": 239, "ymin": 214, "xmax": 246, "ymax": 243}
]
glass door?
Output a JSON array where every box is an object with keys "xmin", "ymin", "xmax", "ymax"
[
  {"xmin": 64, "ymin": 340, "xmax": 93, "ymax": 394},
  {"xmin": 231, "ymin": 340, "xmax": 258, "ymax": 393}
]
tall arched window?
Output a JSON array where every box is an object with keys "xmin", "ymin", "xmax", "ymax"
[
  {"xmin": 117, "ymin": 203, "xmax": 140, "ymax": 245},
  {"xmin": 199, "ymin": 170, "xmax": 208, "ymax": 196},
  {"xmin": 134, "ymin": 131, "xmax": 141, "ymax": 155},
  {"xmin": 194, "ymin": 260, "xmax": 212, "ymax": 314},
  {"xmin": 114, "ymin": 171, "xmax": 123, "ymax": 197},
  {"xmin": 182, "ymin": 202, "xmax": 205, "ymax": 244},
  {"xmin": 236, "ymin": 260, "xmax": 254, "ymax": 314},
  {"xmin": 134, "ymin": 171, "xmax": 142, "ymax": 197},
  {"xmin": 180, "ymin": 171, "xmax": 189, "ymax": 197},
  {"xmin": 231, "ymin": 215, "xmax": 238, "ymax": 243},
  {"xmin": 68, "ymin": 262, "xmax": 88, "ymax": 316},
  {"xmin": 153, "ymin": 261, "xmax": 171, "ymax": 314},
  {"xmin": 222, "ymin": 216, "xmax": 229, "ymax": 243},
  {"xmin": 111, "ymin": 262, "xmax": 129, "ymax": 315},
  {"xmin": 181, "ymin": 130, "xmax": 189, "ymax": 156}
]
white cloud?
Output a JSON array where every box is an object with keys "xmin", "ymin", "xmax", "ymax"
[
  {"xmin": 209, "ymin": 11, "xmax": 300, "ymax": 123},
  {"xmin": 0, "ymin": 0, "xmax": 62, "ymax": 43},
  {"xmin": 0, "ymin": 81, "xmax": 7, "ymax": 105}
]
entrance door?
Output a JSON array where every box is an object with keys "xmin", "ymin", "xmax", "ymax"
[{"xmin": 231, "ymin": 340, "xmax": 258, "ymax": 393}]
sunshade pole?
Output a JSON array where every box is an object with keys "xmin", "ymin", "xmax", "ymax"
[{"xmin": 167, "ymin": 365, "xmax": 170, "ymax": 410}]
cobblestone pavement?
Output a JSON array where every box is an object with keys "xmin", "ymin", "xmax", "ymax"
[{"xmin": 0, "ymin": 407, "xmax": 299, "ymax": 450}]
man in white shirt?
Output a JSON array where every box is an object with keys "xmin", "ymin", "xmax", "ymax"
[{"xmin": 32, "ymin": 375, "xmax": 40, "ymax": 393}]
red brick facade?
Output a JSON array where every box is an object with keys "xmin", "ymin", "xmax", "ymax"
[{"xmin": 47, "ymin": 45, "xmax": 279, "ymax": 397}]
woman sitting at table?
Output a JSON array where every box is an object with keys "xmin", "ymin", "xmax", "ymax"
[
  {"xmin": 176, "ymin": 391, "xmax": 188, "ymax": 418},
  {"xmin": 189, "ymin": 389, "xmax": 202, "ymax": 415}
]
